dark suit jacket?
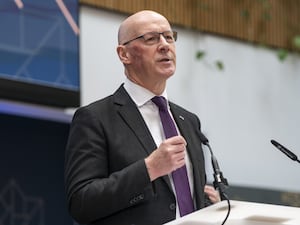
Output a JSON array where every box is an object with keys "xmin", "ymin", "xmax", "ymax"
[{"xmin": 64, "ymin": 84, "xmax": 209, "ymax": 225}]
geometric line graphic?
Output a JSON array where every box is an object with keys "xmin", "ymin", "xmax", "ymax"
[
  {"xmin": 0, "ymin": 179, "xmax": 45, "ymax": 225},
  {"xmin": 14, "ymin": 0, "xmax": 24, "ymax": 9},
  {"xmin": 12, "ymin": 13, "xmax": 72, "ymax": 89},
  {"xmin": 56, "ymin": 0, "xmax": 80, "ymax": 35}
]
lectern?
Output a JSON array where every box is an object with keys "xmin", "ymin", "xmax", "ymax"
[{"xmin": 164, "ymin": 200, "xmax": 300, "ymax": 225}]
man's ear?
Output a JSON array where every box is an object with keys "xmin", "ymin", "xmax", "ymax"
[{"xmin": 117, "ymin": 46, "xmax": 130, "ymax": 64}]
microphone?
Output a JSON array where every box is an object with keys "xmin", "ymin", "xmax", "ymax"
[
  {"xmin": 270, "ymin": 139, "xmax": 300, "ymax": 163},
  {"xmin": 200, "ymin": 132, "xmax": 229, "ymax": 200}
]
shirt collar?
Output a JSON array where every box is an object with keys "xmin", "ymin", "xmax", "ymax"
[{"xmin": 124, "ymin": 77, "xmax": 168, "ymax": 107}]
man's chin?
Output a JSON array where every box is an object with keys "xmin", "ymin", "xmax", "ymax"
[
  {"xmin": 159, "ymin": 67, "xmax": 175, "ymax": 76},
  {"xmin": 164, "ymin": 70, "xmax": 176, "ymax": 78}
]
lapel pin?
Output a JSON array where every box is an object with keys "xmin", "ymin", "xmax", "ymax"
[{"xmin": 179, "ymin": 115, "xmax": 184, "ymax": 120}]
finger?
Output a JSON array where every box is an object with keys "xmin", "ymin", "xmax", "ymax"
[{"xmin": 166, "ymin": 135, "xmax": 187, "ymax": 146}]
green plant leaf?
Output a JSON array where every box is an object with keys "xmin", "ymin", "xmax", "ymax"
[
  {"xmin": 196, "ymin": 51, "xmax": 205, "ymax": 60},
  {"xmin": 292, "ymin": 35, "xmax": 300, "ymax": 49},
  {"xmin": 277, "ymin": 49, "xmax": 288, "ymax": 62},
  {"xmin": 215, "ymin": 60, "xmax": 224, "ymax": 70}
]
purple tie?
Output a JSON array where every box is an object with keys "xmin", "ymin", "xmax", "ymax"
[{"xmin": 152, "ymin": 96, "xmax": 194, "ymax": 217}]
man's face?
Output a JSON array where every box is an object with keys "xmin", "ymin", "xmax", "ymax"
[{"xmin": 123, "ymin": 14, "xmax": 176, "ymax": 87}]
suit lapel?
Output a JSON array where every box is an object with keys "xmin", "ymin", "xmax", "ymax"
[
  {"xmin": 113, "ymin": 85, "xmax": 157, "ymax": 155},
  {"xmin": 113, "ymin": 86, "xmax": 173, "ymax": 191}
]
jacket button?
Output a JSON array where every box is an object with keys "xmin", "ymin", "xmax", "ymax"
[{"xmin": 169, "ymin": 203, "xmax": 176, "ymax": 211}]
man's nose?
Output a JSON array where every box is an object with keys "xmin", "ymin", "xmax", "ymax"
[
  {"xmin": 159, "ymin": 34, "xmax": 169, "ymax": 44},
  {"xmin": 158, "ymin": 35, "xmax": 170, "ymax": 51}
]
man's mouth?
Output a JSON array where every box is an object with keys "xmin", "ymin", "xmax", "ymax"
[{"xmin": 159, "ymin": 58, "xmax": 171, "ymax": 62}]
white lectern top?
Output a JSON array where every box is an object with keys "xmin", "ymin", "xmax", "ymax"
[{"xmin": 164, "ymin": 200, "xmax": 300, "ymax": 225}]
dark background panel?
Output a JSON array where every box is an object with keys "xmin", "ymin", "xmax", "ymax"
[
  {"xmin": 227, "ymin": 186, "xmax": 300, "ymax": 207},
  {"xmin": 0, "ymin": 113, "xmax": 74, "ymax": 225}
]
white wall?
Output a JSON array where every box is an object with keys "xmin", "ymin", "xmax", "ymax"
[{"xmin": 80, "ymin": 6, "xmax": 300, "ymax": 192}]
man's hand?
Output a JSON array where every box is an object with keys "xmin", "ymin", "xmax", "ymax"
[
  {"xmin": 145, "ymin": 136, "xmax": 187, "ymax": 181},
  {"xmin": 204, "ymin": 185, "xmax": 221, "ymax": 203}
]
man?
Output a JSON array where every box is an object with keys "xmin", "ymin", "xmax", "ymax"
[{"xmin": 65, "ymin": 10, "xmax": 219, "ymax": 225}]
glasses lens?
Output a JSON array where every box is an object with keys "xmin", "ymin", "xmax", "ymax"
[
  {"xmin": 163, "ymin": 31, "xmax": 177, "ymax": 43},
  {"xmin": 143, "ymin": 32, "xmax": 160, "ymax": 45}
]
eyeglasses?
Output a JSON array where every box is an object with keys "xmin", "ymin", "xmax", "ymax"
[{"xmin": 122, "ymin": 31, "xmax": 177, "ymax": 45}]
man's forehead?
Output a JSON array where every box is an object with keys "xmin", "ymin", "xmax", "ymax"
[{"xmin": 131, "ymin": 16, "xmax": 170, "ymax": 33}]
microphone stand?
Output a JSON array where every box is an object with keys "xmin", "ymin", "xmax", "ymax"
[
  {"xmin": 200, "ymin": 133, "xmax": 230, "ymax": 225},
  {"xmin": 207, "ymin": 144, "xmax": 229, "ymax": 201}
]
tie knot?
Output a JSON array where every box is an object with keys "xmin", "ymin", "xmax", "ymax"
[{"xmin": 152, "ymin": 96, "xmax": 168, "ymax": 112}]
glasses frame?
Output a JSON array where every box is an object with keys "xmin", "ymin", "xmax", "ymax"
[{"xmin": 122, "ymin": 30, "xmax": 177, "ymax": 46}]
